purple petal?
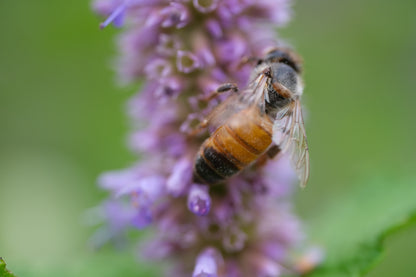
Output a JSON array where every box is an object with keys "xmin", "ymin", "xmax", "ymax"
[
  {"xmin": 197, "ymin": 77, "xmax": 222, "ymax": 96},
  {"xmin": 129, "ymin": 129, "xmax": 160, "ymax": 153},
  {"xmin": 210, "ymin": 68, "xmax": 228, "ymax": 83},
  {"xmin": 159, "ymin": 3, "xmax": 190, "ymax": 29},
  {"xmin": 193, "ymin": 0, "xmax": 219, "ymax": 13},
  {"xmin": 166, "ymin": 158, "xmax": 193, "ymax": 197},
  {"xmin": 104, "ymin": 200, "xmax": 136, "ymax": 231},
  {"xmin": 256, "ymin": 260, "xmax": 281, "ymax": 277},
  {"xmin": 165, "ymin": 133, "xmax": 187, "ymax": 157},
  {"xmin": 98, "ymin": 169, "xmax": 138, "ymax": 191},
  {"xmin": 257, "ymin": 0, "xmax": 292, "ymax": 25},
  {"xmin": 216, "ymin": 35, "xmax": 248, "ymax": 64},
  {"xmin": 107, "ymin": 174, "xmax": 165, "ymax": 222},
  {"xmin": 99, "ymin": 2, "xmax": 127, "ymax": 29},
  {"xmin": 188, "ymin": 184, "xmax": 211, "ymax": 216},
  {"xmin": 144, "ymin": 58, "xmax": 172, "ymax": 80},
  {"xmin": 259, "ymin": 242, "xmax": 287, "ymax": 261},
  {"xmin": 155, "ymin": 76, "xmax": 185, "ymax": 98},
  {"xmin": 131, "ymin": 207, "xmax": 153, "ymax": 229},
  {"xmin": 141, "ymin": 239, "xmax": 175, "ymax": 260},
  {"xmin": 193, "ymin": 248, "xmax": 221, "ymax": 277},
  {"xmin": 248, "ymin": 252, "xmax": 282, "ymax": 277},
  {"xmin": 262, "ymin": 156, "xmax": 296, "ymax": 198},
  {"xmin": 132, "ymin": 175, "xmax": 166, "ymax": 201},
  {"xmin": 197, "ymin": 47, "xmax": 216, "ymax": 67},
  {"xmin": 205, "ymin": 19, "xmax": 223, "ymax": 39},
  {"xmin": 224, "ymin": 261, "xmax": 242, "ymax": 277}
]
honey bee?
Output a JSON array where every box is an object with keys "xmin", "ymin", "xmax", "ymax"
[{"xmin": 193, "ymin": 48, "xmax": 310, "ymax": 187}]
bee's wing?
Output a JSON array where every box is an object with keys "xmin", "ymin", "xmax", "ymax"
[
  {"xmin": 205, "ymin": 74, "xmax": 269, "ymax": 132},
  {"xmin": 204, "ymin": 93, "xmax": 245, "ymax": 131},
  {"xmin": 272, "ymin": 100, "xmax": 310, "ymax": 187}
]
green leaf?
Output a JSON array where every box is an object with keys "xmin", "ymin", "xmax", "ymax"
[
  {"xmin": 0, "ymin": 258, "xmax": 17, "ymax": 277},
  {"xmin": 304, "ymin": 175, "xmax": 416, "ymax": 277},
  {"xmin": 306, "ymin": 211, "xmax": 416, "ymax": 277}
]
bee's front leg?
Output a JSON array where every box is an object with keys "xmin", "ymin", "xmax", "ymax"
[
  {"xmin": 188, "ymin": 83, "xmax": 240, "ymax": 137},
  {"xmin": 254, "ymin": 145, "xmax": 281, "ymax": 168},
  {"xmin": 266, "ymin": 144, "xmax": 281, "ymax": 159},
  {"xmin": 187, "ymin": 117, "xmax": 210, "ymax": 138},
  {"xmin": 203, "ymin": 83, "xmax": 239, "ymax": 102}
]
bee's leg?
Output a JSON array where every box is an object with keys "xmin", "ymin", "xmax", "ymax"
[
  {"xmin": 217, "ymin": 83, "xmax": 239, "ymax": 93},
  {"xmin": 187, "ymin": 117, "xmax": 209, "ymax": 137},
  {"xmin": 254, "ymin": 145, "xmax": 281, "ymax": 168},
  {"xmin": 189, "ymin": 83, "xmax": 240, "ymax": 137},
  {"xmin": 203, "ymin": 83, "xmax": 239, "ymax": 102},
  {"xmin": 189, "ymin": 84, "xmax": 239, "ymax": 137},
  {"xmin": 266, "ymin": 144, "xmax": 281, "ymax": 159}
]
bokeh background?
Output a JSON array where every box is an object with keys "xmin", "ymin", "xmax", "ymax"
[{"xmin": 1, "ymin": 0, "xmax": 415, "ymax": 276}]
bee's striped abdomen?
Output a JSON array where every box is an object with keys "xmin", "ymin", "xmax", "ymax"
[
  {"xmin": 194, "ymin": 144, "xmax": 240, "ymax": 185},
  {"xmin": 193, "ymin": 109, "xmax": 273, "ymax": 185}
]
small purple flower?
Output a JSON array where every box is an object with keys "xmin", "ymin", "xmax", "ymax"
[
  {"xmin": 188, "ymin": 184, "xmax": 211, "ymax": 216},
  {"xmin": 222, "ymin": 226, "xmax": 247, "ymax": 252},
  {"xmin": 193, "ymin": 248, "xmax": 222, "ymax": 277},
  {"xmin": 177, "ymin": 50, "xmax": 201, "ymax": 73},
  {"xmin": 145, "ymin": 58, "xmax": 172, "ymax": 79},
  {"xmin": 93, "ymin": 0, "xmax": 320, "ymax": 276},
  {"xmin": 160, "ymin": 3, "xmax": 191, "ymax": 29},
  {"xmin": 157, "ymin": 33, "xmax": 181, "ymax": 55}
]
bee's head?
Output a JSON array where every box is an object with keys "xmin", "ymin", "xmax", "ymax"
[
  {"xmin": 259, "ymin": 48, "xmax": 304, "ymax": 113},
  {"xmin": 264, "ymin": 48, "xmax": 303, "ymax": 97},
  {"xmin": 264, "ymin": 47, "xmax": 302, "ymax": 73}
]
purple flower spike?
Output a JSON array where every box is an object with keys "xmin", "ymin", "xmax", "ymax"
[
  {"xmin": 193, "ymin": 248, "xmax": 222, "ymax": 277},
  {"xmin": 93, "ymin": 0, "xmax": 320, "ymax": 275},
  {"xmin": 188, "ymin": 184, "xmax": 211, "ymax": 216}
]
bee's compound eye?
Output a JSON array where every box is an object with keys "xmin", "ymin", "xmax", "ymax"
[
  {"xmin": 265, "ymin": 49, "xmax": 285, "ymax": 61},
  {"xmin": 265, "ymin": 49, "xmax": 301, "ymax": 73},
  {"xmin": 272, "ymin": 63, "xmax": 298, "ymax": 93}
]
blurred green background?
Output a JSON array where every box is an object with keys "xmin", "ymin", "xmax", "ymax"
[{"xmin": 0, "ymin": 0, "xmax": 415, "ymax": 276}]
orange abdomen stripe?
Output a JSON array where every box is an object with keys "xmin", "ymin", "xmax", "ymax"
[{"xmin": 193, "ymin": 109, "xmax": 273, "ymax": 185}]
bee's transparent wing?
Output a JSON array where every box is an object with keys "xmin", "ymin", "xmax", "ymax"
[
  {"xmin": 205, "ymin": 74, "xmax": 269, "ymax": 132},
  {"xmin": 204, "ymin": 93, "xmax": 241, "ymax": 131},
  {"xmin": 272, "ymin": 100, "xmax": 310, "ymax": 187}
]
